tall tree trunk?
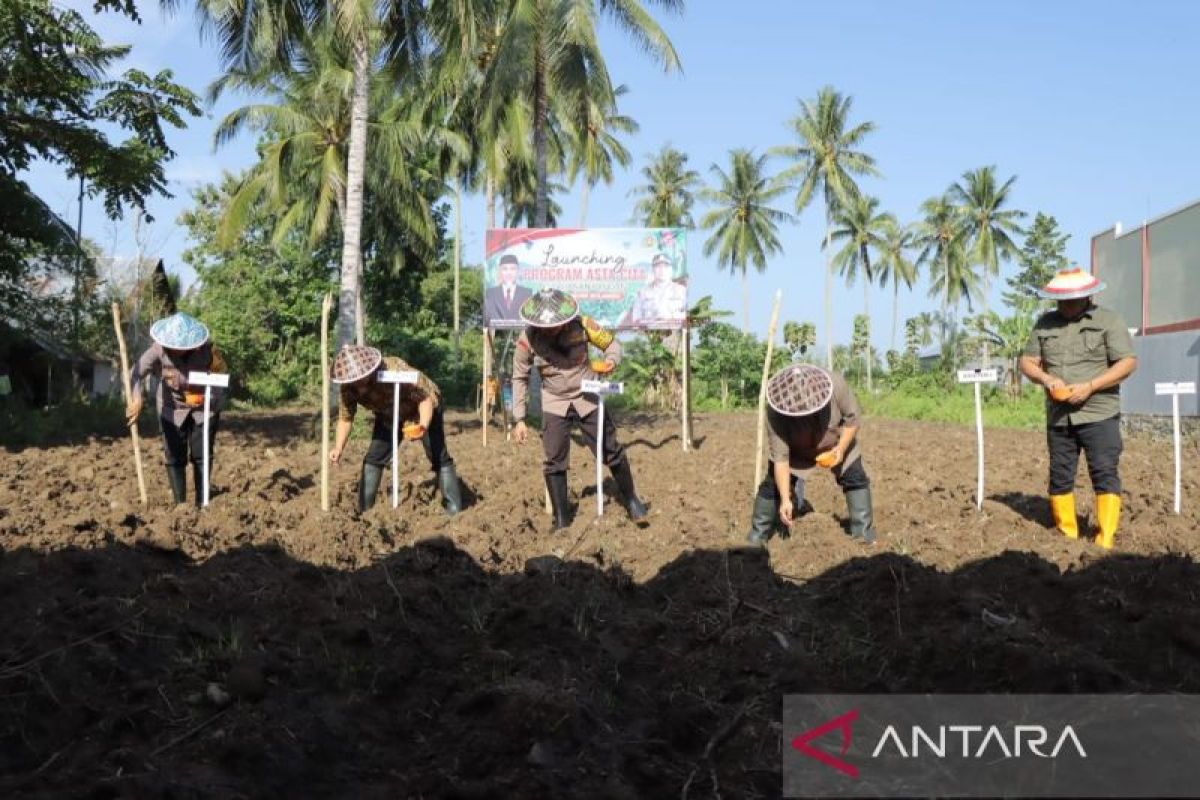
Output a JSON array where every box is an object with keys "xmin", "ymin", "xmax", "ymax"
[
  {"xmin": 824, "ymin": 207, "xmax": 834, "ymax": 369},
  {"xmin": 742, "ymin": 269, "xmax": 749, "ymax": 334},
  {"xmin": 580, "ymin": 180, "xmax": 590, "ymax": 227},
  {"xmin": 356, "ymin": 278, "xmax": 365, "ymax": 346},
  {"xmin": 891, "ymin": 281, "xmax": 899, "ymax": 354},
  {"xmin": 486, "ymin": 175, "xmax": 497, "ymax": 230},
  {"xmin": 864, "ymin": 265, "xmax": 872, "ymax": 391},
  {"xmin": 940, "ymin": 250, "xmax": 950, "ymax": 349},
  {"xmin": 533, "ymin": 36, "xmax": 549, "ymax": 228},
  {"xmin": 454, "ymin": 177, "xmax": 463, "ymax": 345},
  {"xmin": 337, "ymin": 34, "xmax": 370, "ymax": 351},
  {"xmin": 981, "ymin": 267, "xmax": 991, "ymax": 368}
]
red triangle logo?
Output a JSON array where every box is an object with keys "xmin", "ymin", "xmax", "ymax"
[{"xmin": 791, "ymin": 709, "xmax": 860, "ymax": 778}]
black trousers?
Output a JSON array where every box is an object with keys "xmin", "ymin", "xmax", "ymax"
[
  {"xmin": 1047, "ymin": 415, "xmax": 1122, "ymax": 495},
  {"xmin": 755, "ymin": 457, "xmax": 871, "ymax": 504},
  {"xmin": 365, "ymin": 407, "xmax": 454, "ymax": 471},
  {"xmin": 160, "ymin": 413, "xmax": 219, "ymax": 467},
  {"xmin": 542, "ymin": 406, "xmax": 626, "ymax": 475}
]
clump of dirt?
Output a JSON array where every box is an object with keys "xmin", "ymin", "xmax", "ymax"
[{"xmin": 1, "ymin": 410, "xmax": 1198, "ymax": 797}]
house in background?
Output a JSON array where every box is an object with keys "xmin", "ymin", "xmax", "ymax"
[
  {"xmin": 2, "ymin": 253, "xmax": 170, "ymax": 407},
  {"xmin": 0, "ymin": 321, "xmax": 116, "ymax": 406},
  {"xmin": 1091, "ymin": 199, "xmax": 1200, "ymax": 423}
]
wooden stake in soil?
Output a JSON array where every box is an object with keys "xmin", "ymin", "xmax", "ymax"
[
  {"xmin": 482, "ymin": 328, "xmax": 491, "ymax": 447},
  {"xmin": 320, "ymin": 292, "xmax": 332, "ymax": 512},
  {"xmin": 378, "ymin": 369, "xmax": 418, "ymax": 509},
  {"xmin": 957, "ymin": 367, "xmax": 998, "ymax": 511},
  {"xmin": 111, "ymin": 302, "xmax": 147, "ymax": 505},
  {"xmin": 188, "ymin": 370, "xmax": 229, "ymax": 508},
  {"xmin": 681, "ymin": 321, "xmax": 692, "ymax": 452},
  {"xmin": 1156, "ymin": 380, "xmax": 1196, "ymax": 514},
  {"xmin": 753, "ymin": 291, "xmax": 783, "ymax": 493}
]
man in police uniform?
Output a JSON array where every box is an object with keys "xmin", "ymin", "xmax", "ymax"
[
  {"xmin": 628, "ymin": 253, "xmax": 687, "ymax": 326},
  {"xmin": 1019, "ymin": 267, "xmax": 1137, "ymax": 549},
  {"xmin": 329, "ymin": 344, "xmax": 463, "ymax": 515},
  {"xmin": 512, "ymin": 288, "xmax": 648, "ymax": 529},
  {"xmin": 127, "ymin": 312, "xmax": 228, "ymax": 506},
  {"xmin": 748, "ymin": 363, "xmax": 877, "ymax": 546}
]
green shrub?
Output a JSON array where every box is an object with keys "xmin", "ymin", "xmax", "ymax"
[
  {"xmin": 0, "ymin": 395, "xmax": 127, "ymax": 447},
  {"xmin": 862, "ymin": 379, "xmax": 1045, "ymax": 430}
]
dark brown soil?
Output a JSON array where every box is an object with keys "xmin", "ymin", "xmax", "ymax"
[{"xmin": 2, "ymin": 410, "xmax": 1199, "ymax": 798}]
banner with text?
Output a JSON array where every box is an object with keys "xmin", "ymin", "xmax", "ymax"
[{"xmin": 483, "ymin": 228, "xmax": 688, "ymax": 330}]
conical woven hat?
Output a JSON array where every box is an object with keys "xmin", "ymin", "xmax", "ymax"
[
  {"xmin": 766, "ymin": 364, "xmax": 834, "ymax": 416},
  {"xmin": 519, "ymin": 288, "xmax": 580, "ymax": 328},
  {"xmin": 332, "ymin": 345, "xmax": 382, "ymax": 384},
  {"xmin": 1037, "ymin": 266, "xmax": 1106, "ymax": 300},
  {"xmin": 150, "ymin": 313, "xmax": 209, "ymax": 350}
]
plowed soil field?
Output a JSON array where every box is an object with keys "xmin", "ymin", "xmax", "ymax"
[{"xmin": 2, "ymin": 409, "xmax": 1199, "ymax": 798}]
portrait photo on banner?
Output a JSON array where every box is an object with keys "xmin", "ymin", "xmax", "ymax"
[{"xmin": 482, "ymin": 228, "xmax": 688, "ymax": 330}]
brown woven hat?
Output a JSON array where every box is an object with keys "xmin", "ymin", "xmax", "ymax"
[
  {"xmin": 331, "ymin": 345, "xmax": 382, "ymax": 384},
  {"xmin": 520, "ymin": 288, "xmax": 580, "ymax": 328},
  {"xmin": 766, "ymin": 364, "xmax": 834, "ymax": 416}
]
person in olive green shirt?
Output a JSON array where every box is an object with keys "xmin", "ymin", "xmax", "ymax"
[{"xmin": 1019, "ymin": 267, "xmax": 1137, "ymax": 549}]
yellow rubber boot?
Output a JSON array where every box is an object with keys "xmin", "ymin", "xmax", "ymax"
[
  {"xmin": 1095, "ymin": 493, "xmax": 1121, "ymax": 550},
  {"xmin": 1049, "ymin": 493, "xmax": 1079, "ymax": 539}
]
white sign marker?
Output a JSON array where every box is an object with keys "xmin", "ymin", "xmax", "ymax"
[
  {"xmin": 1156, "ymin": 381, "xmax": 1196, "ymax": 514},
  {"xmin": 379, "ymin": 370, "xmax": 419, "ymax": 384},
  {"xmin": 956, "ymin": 368, "xmax": 999, "ymax": 384},
  {"xmin": 956, "ymin": 368, "xmax": 999, "ymax": 510},
  {"xmin": 378, "ymin": 370, "xmax": 419, "ymax": 509},
  {"xmin": 583, "ymin": 380, "xmax": 625, "ymax": 516},
  {"xmin": 187, "ymin": 371, "xmax": 230, "ymax": 508}
]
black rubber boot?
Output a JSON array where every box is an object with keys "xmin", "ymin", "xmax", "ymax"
[
  {"xmin": 166, "ymin": 466, "xmax": 187, "ymax": 505},
  {"xmin": 609, "ymin": 458, "xmax": 649, "ymax": 522},
  {"xmin": 359, "ymin": 463, "xmax": 384, "ymax": 513},
  {"xmin": 546, "ymin": 473, "xmax": 572, "ymax": 530},
  {"xmin": 747, "ymin": 494, "xmax": 778, "ymax": 546},
  {"xmin": 845, "ymin": 487, "xmax": 878, "ymax": 544},
  {"xmin": 438, "ymin": 464, "xmax": 463, "ymax": 515}
]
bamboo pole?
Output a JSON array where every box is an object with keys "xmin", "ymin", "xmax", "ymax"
[
  {"xmin": 320, "ymin": 292, "xmax": 332, "ymax": 511},
  {"xmin": 681, "ymin": 323, "xmax": 692, "ymax": 452},
  {"xmin": 753, "ymin": 291, "xmax": 783, "ymax": 493},
  {"xmin": 111, "ymin": 303, "xmax": 147, "ymax": 505}
]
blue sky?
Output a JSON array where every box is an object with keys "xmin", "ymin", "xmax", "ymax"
[{"xmin": 25, "ymin": 0, "xmax": 1200, "ymax": 351}]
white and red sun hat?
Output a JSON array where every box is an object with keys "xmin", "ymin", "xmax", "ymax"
[{"xmin": 1037, "ymin": 267, "xmax": 1106, "ymax": 301}]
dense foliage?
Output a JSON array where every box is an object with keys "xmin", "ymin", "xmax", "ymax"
[{"xmin": 0, "ymin": 0, "xmax": 198, "ymax": 325}]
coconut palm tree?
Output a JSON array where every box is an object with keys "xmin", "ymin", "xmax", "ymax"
[
  {"xmin": 949, "ymin": 166, "xmax": 1026, "ymax": 366},
  {"xmin": 211, "ymin": 30, "xmax": 452, "ymax": 258},
  {"xmin": 908, "ymin": 311, "xmax": 939, "ymax": 351},
  {"xmin": 829, "ymin": 194, "xmax": 892, "ymax": 389},
  {"xmin": 773, "ymin": 86, "xmax": 878, "ymax": 368},
  {"xmin": 915, "ymin": 193, "xmax": 976, "ymax": 346},
  {"xmin": 481, "ymin": 0, "xmax": 681, "ymax": 228},
  {"xmin": 184, "ymin": 0, "xmax": 426, "ymax": 350},
  {"xmin": 877, "ymin": 219, "xmax": 918, "ymax": 352},
  {"xmin": 211, "ymin": 26, "xmax": 466, "ymax": 344},
  {"xmin": 974, "ymin": 310, "xmax": 1034, "ymax": 397},
  {"xmin": 569, "ymin": 82, "xmax": 637, "ymax": 226},
  {"xmin": 629, "ymin": 144, "xmax": 701, "ymax": 228},
  {"xmin": 505, "ymin": 164, "xmax": 565, "ymax": 227},
  {"xmin": 700, "ymin": 149, "xmax": 793, "ymax": 333}
]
